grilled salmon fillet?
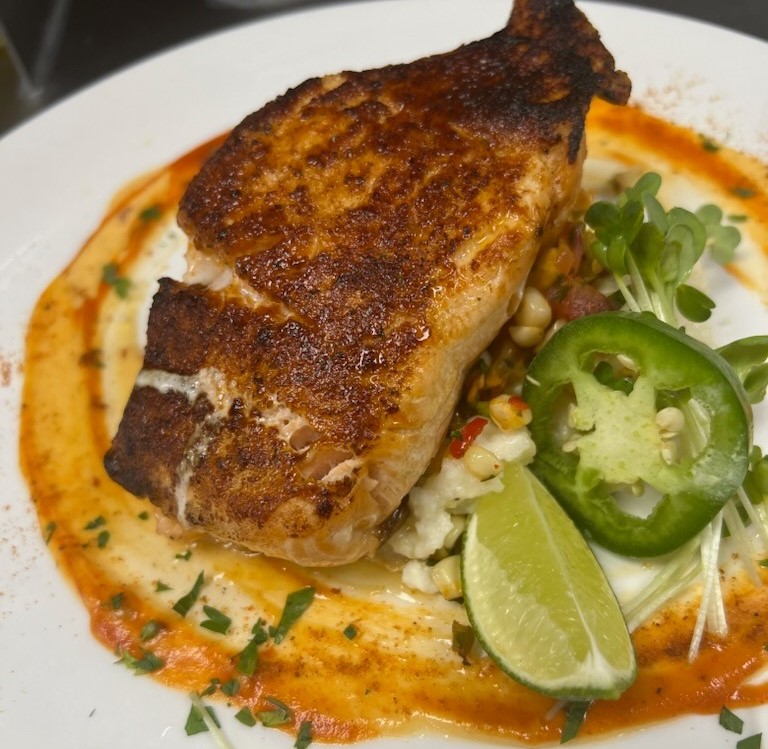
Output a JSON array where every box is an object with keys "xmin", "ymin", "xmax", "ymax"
[{"xmin": 104, "ymin": 0, "xmax": 630, "ymax": 566}]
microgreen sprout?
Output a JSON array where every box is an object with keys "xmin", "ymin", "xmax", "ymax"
[
  {"xmin": 718, "ymin": 337, "xmax": 768, "ymax": 404},
  {"xmin": 583, "ymin": 173, "xmax": 768, "ymax": 660},
  {"xmin": 585, "ymin": 172, "xmax": 739, "ymax": 325}
]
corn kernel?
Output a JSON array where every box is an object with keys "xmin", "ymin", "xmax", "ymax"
[
  {"xmin": 430, "ymin": 555, "xmax": 463, "ymax": 600},
  {"xmin": 514, "ymin": 287, "xmax": 552, "ymax": 329},
  {"xmin": 509, "ymin": 325, "xmax": 544, "ymax": 348},
  {"xmin": 463, "ymin": 444, "xmax": 502, "ymax": 479},
  {"xmin": 443, "ymin": 515, "xmax": 466, "ymax": 551},
  {"xmin": 489, "ymin": 394, "xmax": 532, "ymax": 432}
]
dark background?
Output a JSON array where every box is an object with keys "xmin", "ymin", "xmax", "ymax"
[{"xmin": 1, "ymin": 0, "xmax": 766, "ymax": 136}]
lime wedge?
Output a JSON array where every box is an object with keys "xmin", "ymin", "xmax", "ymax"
[{"xmin": 462, "ymin": 461, "xmax": 636, "ymax": 700}]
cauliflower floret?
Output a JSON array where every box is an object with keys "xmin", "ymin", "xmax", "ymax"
[
  {"xmin": 388, "ymin": 423, "xmax": 536, "ymax": 563},
  {"xmin": 475, "ymin": 424, "xmax": 536, "ymax": 464},
  {"xmin": 401, "ymin": 559, "xmax": 439, "ymax": 594}
]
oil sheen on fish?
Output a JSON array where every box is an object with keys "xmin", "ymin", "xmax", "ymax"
[{"xmin": 104, "ymin": 0, "xmax": 631, "ymax": 566}]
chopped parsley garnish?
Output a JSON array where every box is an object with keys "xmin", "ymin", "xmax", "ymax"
[
  {"xmin": 172, "ymin": 571, "xmax": 205, "ymax": 617},
  {"xmin": 560, "ymin": 701, "xmax": 590, "ymax": 744},
  {"xmin": 43, "ymin": 521, "xmax": 56, "ymax": 544},
  {"xmin": 184, "ymin": 702, "xmax": 220, "ymax": 736},
  {"xmin": 200, "ymin": 678, "xmax": 220, "ymax": 697},
  {"xmin": 234, "ymin": 588, "xmax": 315, "ymax": 674},
  {"xmin": 270, "ymin": 586, "xmax": 315, "ymax": 644},
  {"xmin": 234, "ymin": 707, "xmax": 257, "ymax": 727},
  {"xmin": 200, "ymin": 605, "xmax": 231, "ymax": 635},
  {"xmin": 139, "ymin": 620, "xmax": 163, "ymax": 642},
  {"xmin": 451, "ymin": 620, "xmax": 475, "ymax": 665},
  {"xmin": 96, "ymin": 530, "xmax": 110, "ymax": 549},
  {"xmin": 220, "ymin": 678, "xmax": 240, "ymax": 697},
  {"xmin": 699, "ymin": 135, "xmax": 720, "ymax": 153},
  {"xmin": 79, "ymin": 348, "xmax": 105, "ymax": 369},
  {"xmin": 110, "ymin": 592, "xmax": 124, "ymax": 610},
  {"xmin": 84, "ymin": 515, "xmax": 106, "ymax": 530},
  {"xmin": 175, "ymin": 549, "xmax": 192, "ymax": 561},
  {"xmin": 117, "ymin": 647, "xmax": 164, "ymax": 675},
  {"xmin": 343, "ymin": 624, "xmax": 358, "ymax": 640},
  {"xmin": 737, "ymin": 734, "xmax": 762, "ymax": 749},
  {"xmin": 139, "ymin": 204, "xmax": 162, "ymax": 222},
  {"xmin": 720, "ymin": 705, "xmax": 744, "ymax": 733},
  {"xmin": 101, "ymin": 263, "xmax": 132, "ymax": 299},
  {"xmin": 138, "ymin": 511, "xmax": 150, "ymax": 520},
  {"xmin": 295, "ymin": 719, "xmax": 313, "ymax": 749},
  {"xmin": 236, "ymin": 620, "xmax": 269, "ymax": 677},
  {"xmin": 732, "ymin": 186, "xmax": 757, "ymax": 199},
  {"xmin": 257, "ymin": 697, "xmax": 292, "ymax": 727},
  {"xmin": 155, "ymin": 580, "xmax": 172, "ymax": 592}
]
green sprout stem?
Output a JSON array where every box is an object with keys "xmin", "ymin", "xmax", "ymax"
[
  {"xmin": 612, "ymin": 270, "xmax": 642, "ymax": 313},
  {"xmin": 188, "ymin": 693, "xmax": 236, "ymax": 749},
  {"xmin": 688, "ymin": 512, "xmax": 726, "ymax": 661},
  {"xmin": 723, "ymin": 500, "xmax": 762, "ymax": 586},
  {"xmin": 584, "ymin": 172, "xmax": 768, "ymax": 660},
  {"xmin": 624, "ymin": 253, "xmax": 658, "ymax": 318},
  {"xmin": 622, "ymin": 538, "xmax": 701, "ymax": 631},
  {"xmin": 737, "ymin": 486, "xmax": 768, "ymax": 548}
]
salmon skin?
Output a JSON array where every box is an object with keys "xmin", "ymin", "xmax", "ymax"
[{"xmin": 104, "ymin": 0, "xmax": 630, "ymax": 566}]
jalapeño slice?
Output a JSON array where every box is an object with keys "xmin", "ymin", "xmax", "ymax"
[{"xmin": 523, "ymin": 311, "xmax": 752, "ymax": 557}]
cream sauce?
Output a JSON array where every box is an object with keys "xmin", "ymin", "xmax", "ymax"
[{"xmin": 19, "ymin": 105, "xmax": 768, "ymax": 744}]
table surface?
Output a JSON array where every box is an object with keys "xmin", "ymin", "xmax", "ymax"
[{"xmin": 1, "ymin": 0, "xmax": 766, "ymax": 137}]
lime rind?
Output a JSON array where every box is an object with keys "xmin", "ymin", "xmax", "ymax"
[{"xmin": 461, "ymin": 462, "xmax": 637, "ymax": 700}]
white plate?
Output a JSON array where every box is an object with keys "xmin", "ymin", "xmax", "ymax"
[{"xmin": 1, "ymin": 1, "xmax": 767, "ymax": 746}]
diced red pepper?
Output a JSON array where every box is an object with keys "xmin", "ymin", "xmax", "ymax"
[
  {"xmin": 449, "ymin": 416, "xmax": 488, "ymax": 459},
  {"xmin": 507, "ymin": 395, "xmax": 529, "ymax": 414}
]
